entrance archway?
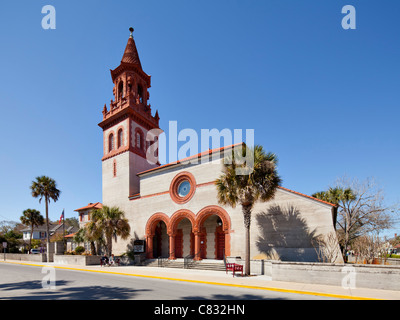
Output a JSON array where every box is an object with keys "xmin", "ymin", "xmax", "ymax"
[
  {"xmin": 170, "ymin": 209, "xmax": 195, "ymax": 259},
  {"xmin": 145, "ymin": 212, "xmax": 170, "ymax": 259},
  {"xmin": 195, "ymin": 206, "xmax": 231, "ymax": 260}
]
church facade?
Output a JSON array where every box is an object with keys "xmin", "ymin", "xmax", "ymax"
[{"xmin": 97, "ymin": 30, "xmax": 343, "ymax": 263}]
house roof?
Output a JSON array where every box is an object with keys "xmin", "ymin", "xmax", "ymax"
[
  {"xmin": 20, "ymin": 223, "xmax": 78, "ymax": 233},
  {"xmin": 64, "ymin": 232, "xmax": 77, "ymax": 239},
  {"xmin": 74, "ymin": 202, "xmax": 103, "ymax": 212}
]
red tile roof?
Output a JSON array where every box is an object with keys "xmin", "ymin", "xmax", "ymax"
[
  {"xmin": 64, "ymin": 232, "xmax": 77, "ymax": 238},
  {"xmin": 278, "ymin": 186, "xmax": 337, "ymax": 207},
  {"xmin": 74, "ymin": 202, "xmax": 103, "ymax": 212},
  {"xmin": 138, "ymin": 142, "xmax": 244, "ymax": 176}
]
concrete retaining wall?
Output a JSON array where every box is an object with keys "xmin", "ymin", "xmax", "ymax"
[
  {"xmin": 53, "ymin": 255, "xmax": 102, "ymax": 266},
  {"xmin": 3, "ymin": 253, "xmax": 47, "ymax": 262},
  {"xmin": 227, "ymin": 257, "xmax": 400, "ymax": 291},
  {"xmin": 269, "ymin": 261, "xmax": 400, "ymax": 291}
]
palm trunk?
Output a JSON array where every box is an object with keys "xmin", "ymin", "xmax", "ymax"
[
  {"xmin": 242, "ymin": 203, "xmax": 252, "ymax": 276},
  {"xmin": 45, "ymin": 196, "xmax": 50, "ymax": 262},
  {"xmin": 90, "ymin": 241, "xmax": 96, "ymax": 256},
  {"xmin": 107, "ymin": 234, "xmax": 112, "ymax": 256}
]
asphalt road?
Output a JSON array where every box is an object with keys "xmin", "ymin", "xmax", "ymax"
[{"xmin": 0, "ymin": 263, "xmax": 339, "ymax": 301}]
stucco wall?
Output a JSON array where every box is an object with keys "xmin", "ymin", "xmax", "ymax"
[{"xmin": 108, "ymin": 154, "xmax": 341, "ymax": 264}]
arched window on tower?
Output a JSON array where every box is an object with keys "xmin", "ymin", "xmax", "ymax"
[
  {"xmin": 109, "ymin": 133, "xmax": 114, "ymax": 153},
  {"xmin": 136, "ymin": 132, "xmax": 141, "ymax": 150},
  {"xmin": 118, "ymin": 81, "xmax": 124, "ymax": 100},
  {"xmin": 137, "ymin": 84, "xmax": 143, "ymax": 103},
  {"xmin": 117, "ymin": 129, "xmax": 123, "ymax": 148}
]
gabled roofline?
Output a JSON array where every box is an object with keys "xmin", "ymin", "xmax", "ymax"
[
  {"xmin": 74, "ymin": 202, "xmax": 103, "ymax": 212},
  {"xmin": 137, "ymin": 142, "xmax": 244, "ymax": 176},
  {"xmin": 277, "ymin": 186, "xmax": 337, "ymax": 207}
]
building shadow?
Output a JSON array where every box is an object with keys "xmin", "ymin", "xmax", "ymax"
[
  {"xmin": 255, "ymin": 204, "xmax": 321, "ymax": 262},
  {"xmin": 0, "ymin": 279, "xmax": 151, "ymax": 300}
]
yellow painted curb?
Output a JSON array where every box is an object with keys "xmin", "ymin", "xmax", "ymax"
[{"xmin": 0, "ymin": 260, "xmax": 379, "ymax": 300}]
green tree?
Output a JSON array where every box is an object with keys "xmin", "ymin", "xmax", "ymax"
[
  {"xmin": 20, "ymin": 209, "xmax": 45, "ymax": 252},
  {"xmin": 30, "ymin": 176, "xmax": 61, "ymax": 262},
  {"xmin": 91, "ymin": 206, "xmax": 130, "ymax": 256},
  {"xmin": 215, "ymin": 145, "xmax": 281, "ymax": 275},
  {"xmin": 74, "ymin": 222, "xmax": 102, "ymax": 256}
]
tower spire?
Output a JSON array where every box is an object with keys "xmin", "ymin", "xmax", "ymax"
[{"xmin": 121, "ymin": 27, "xmax": 142, "ymax": 68}]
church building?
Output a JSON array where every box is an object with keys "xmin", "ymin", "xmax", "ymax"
[{"xmin": 96, "ymin": 29, "xmax": 342, "ymax": 263}]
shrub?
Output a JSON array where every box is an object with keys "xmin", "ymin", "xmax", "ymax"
[{"xmin": 74, "ymin": 246, "xmax": 85, "ymax": 255}]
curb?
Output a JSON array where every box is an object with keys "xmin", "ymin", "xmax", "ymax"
[{"xmin": 0, "ymin": 260, "xmax": 379, "ymax": 300}]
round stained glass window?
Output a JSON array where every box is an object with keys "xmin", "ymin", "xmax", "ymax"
[{"xmin": 178, "ymin": 180, "xmax": 191, "ymax": 197}]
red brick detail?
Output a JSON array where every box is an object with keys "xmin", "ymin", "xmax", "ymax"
[
  {"xmin": 145, "ymin": 212, "xmax": 171, "ymax": 236},
  {"xmin": 196, "ymin": 205, "xmax": 231, "ymax": 257},
  {"xmin": 170, "ymin": 209, "xmax": 196, "ymax": 234},
  {"xmin": 169, "ymin": 172, "xmax": 196, "ymax": 204}
]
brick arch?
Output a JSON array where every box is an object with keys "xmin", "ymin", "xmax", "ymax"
[
  {"xmin": 145, "ymin": 212, "xmax": 170, "ymax": 259},
  {"xmin": 195, "ymin": 205, "xmax": 231, "ymax": 232},
  {"xmin": 145, "ymin": 212, "xmax": 170, "ymax": 236},
  {"xmin": 170, "ymin": 209, "xmax": 196, "ymax": 234},
  {"xmin": 194, "ymin": 205, "xmax": 231, "ymax": 259}
]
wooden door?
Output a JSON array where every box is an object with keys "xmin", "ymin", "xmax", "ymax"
[{"xmin": 200, "ymin": 229, "xmax": 207, "ymax": 259}]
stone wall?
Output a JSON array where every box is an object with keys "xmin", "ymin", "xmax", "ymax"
[
  {"xmin": 3, "ymin": 253, "xmax": 47, "ymax": 262},
  {"xmin": 229, "ymin": 258, "xmax": 400, "ymax": 291},
  {"xmin": 53, "ymin": 255, "xmax": 102, "ymax": 266}
]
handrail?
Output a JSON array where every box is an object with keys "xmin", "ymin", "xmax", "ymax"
[
  {"xmin": 184, "ymin": 254, "xmax": 194, "ymax": 269},
  {"xmin": 157, "ymin": 250, "xmax": 176, "ymax": 267}
]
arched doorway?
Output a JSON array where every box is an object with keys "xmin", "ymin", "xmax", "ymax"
[
  {"xmin": 170, "ymin": 209, "xmax": 196, "ymax": 259},
  {"xmin": 153, "ymin": 221, "xmax": 168, "ymax": 258},
  {"xmin": 195, "ymin": 206, "xmax": 231, "ymax": 260},
  {"xmin": 145, "ymin": 213, "xmax": 170, "ymax": 259},
  {"xmin": 175, "ymin": 218, "xmax": 194, "ymax": 258}
]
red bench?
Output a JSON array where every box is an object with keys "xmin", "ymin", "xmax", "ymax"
[{"xmin": 226, "ymin": 263, "xmax": 243, "ymax": 277}]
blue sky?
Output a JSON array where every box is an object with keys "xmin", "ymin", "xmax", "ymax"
[{"xmin": 0, "ymin": 1, "xmax": 399, "ymax": 236}]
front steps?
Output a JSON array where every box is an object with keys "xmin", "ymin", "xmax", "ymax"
[{"xmin": 140, "ymin": 258, "xmax": 226, "ymax": 272}]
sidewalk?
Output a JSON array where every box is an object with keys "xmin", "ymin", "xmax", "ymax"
[{"xmin": 2, "ymin": 259, "xmax": 400, "ymax": 300}]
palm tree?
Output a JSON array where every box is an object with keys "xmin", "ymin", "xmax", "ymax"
[
  {"xmin": 30, "ymin": 176, "xmax": 61, "ymax": 262},
  {"xmin": 20, "ymin": 209, "xmax": 45, "ymax": 252},
  {"xmin": 215, "ymin": 144, "xmax": 281, "ymax": 275},
  {"xmin": 74, "ymin": 221, "xmax": 104, "ymax": 256},
  {"xmin": 91, "ymin": 206, "xmax": 130, "ymax": 256}
]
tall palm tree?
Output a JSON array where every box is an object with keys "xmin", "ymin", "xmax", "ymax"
[
  {"xmin": 215, "ymin": 145, "xmax": 281, "ymax": 275},
  {"xmin": 30, "ymin": 176, "xmax": 61, "ymax": 262},
  {"xmin": 20, "ymin": 209, "xmax": 45, "ymax": 252},
  {"xmin": 91, "ymin": 206, "xmax": 130, "ymax": 256}
]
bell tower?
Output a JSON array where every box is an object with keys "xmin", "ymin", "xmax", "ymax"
[{"xmin": 99, "ymin": 28, "xmax": 161, "ymax": 206}]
